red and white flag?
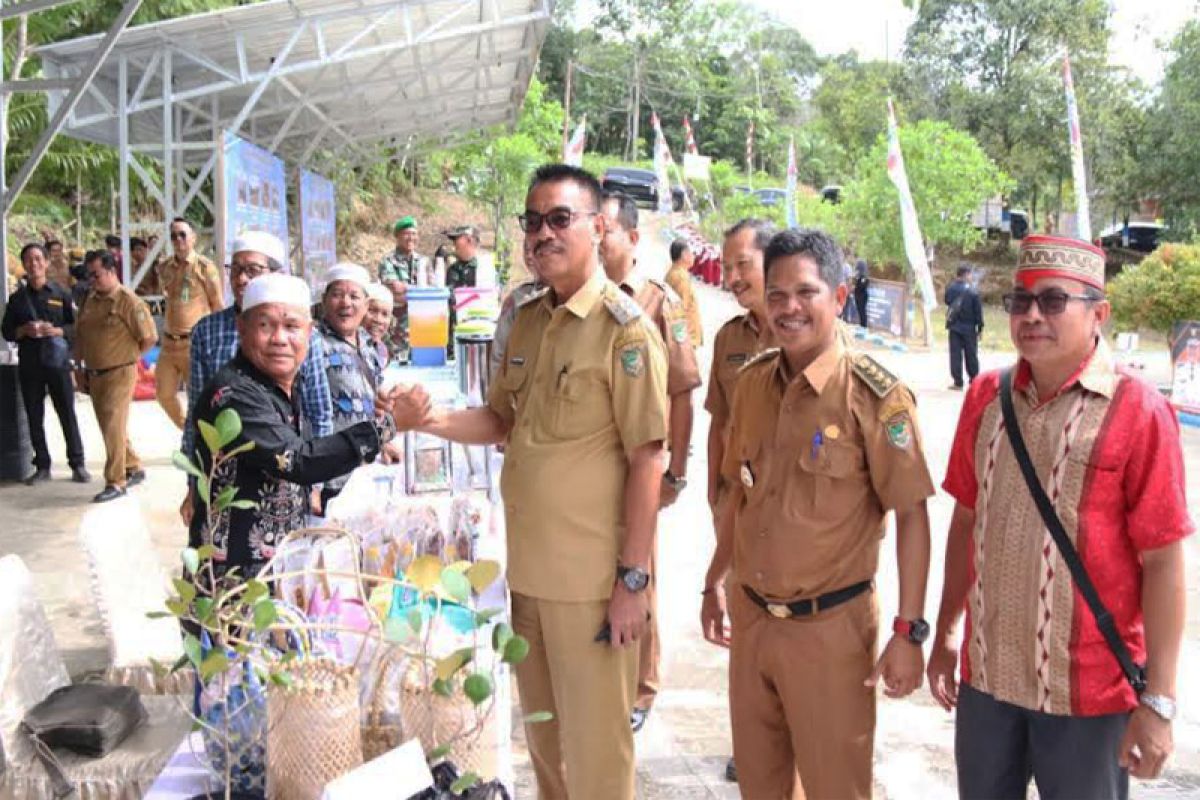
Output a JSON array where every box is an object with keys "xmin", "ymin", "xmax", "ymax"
[
  {"xmin": 745, "ymin": 121, "xmax": 755, "ymax": 176},
  {"xmin": 886, "ymin": 98, "xmax": 936, "ymax": 312},
  {"xmin": 651, "ymin": 112, "xmax": 674, "ymax": 214},
  {"xmin": 1061, "ymin": 52, "xmax": 1091, "ymax": 241},
  {"xmin": 682, "ymin": 116, "xmax": 699, "ymax": 155},
  {"xmin": 563, "ymin": 115, "xmax": 587, "ymax": 167}
]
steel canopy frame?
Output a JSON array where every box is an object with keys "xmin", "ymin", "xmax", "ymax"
[{"xmin": 29, "ymin": 0, "xmax": 553, "ymax": 289}]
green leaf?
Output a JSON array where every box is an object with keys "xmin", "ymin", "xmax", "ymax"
[
  {"xmin": 434, "ymin": 649, "xmax": 472, "ymax": 682},
  {"xmin": 196, "ymin": 474, "xmax": 210, "ymax": 506},
  {"xmin": 474, "ymin": 607, "xmax": 503, "ymax": 625},
  {"xmin": 432, "ymin": 677, "xmax": 453, "ymax": 697},
  {"xmin": 270, "ymin": 671, "xmax": 294, "ymax": 689},
  {"xmin": 502, "ymin": 634, "xmax": 530, "ymax": 665},
  {"xmin": 195, "ymin": 544, "xmax": 216, "ymax": 562},
  {"xmin": 242, "ymin": 580, "xmax": 269, "ymax": 605},
  {"xmin": 171, "ymin": 577, "xmax": 197, "ymax": 603},
  {"xmin": 164, "ymin": 598, "xmax": 187, "ymax": 617},
  {"xmin": 441, "ymin": 567, "xmax": 471, "ymax": 604},
  {"xmin": 383, "ymin": 617, "xmax": 412, "ymax": 643},
  {"xmin": 194, "ymin": 597, "xmax": 215, "ymax": 624},
  {"xmin": 491, "ymin": 622, "xmax": 514, "ymax": 652},
  {"xmin": 214, "ymin": 408, "xmax": 242, "ymax": 448},
  {"xmin": 182, "ymin": 634, "xmax": 202, "ymax": 669},
  {"xmin": 225, "ymin": 440, "xmax": 256, "ymax": 458},
  {"xmin": 463, "ymin": 673, "xmax": 493, "ymax": 705},
  {"xmin": 198, "ymin": 651, "xmax": 229, "ymax": 681},
  {"xmin": 465, "ymin": 560, "xmax": 500, "ymax": 593},
  {"xmin": 145, "ymin": 611, "xmax": 173, "ymax": 620},
  {"xmin": 253, "ymin": 599, "xmax": 277, "ymax": 632},
  {"xmin": 180, "ymin": 548, "xmax": 199, "ymax": 577},
  {"xmin": 428, "ymin": 744, "xmax": 452, "ymax": 761},
  {"xmin": 197, "ymin": 420, "xmax": 220, "ymax": 454},
  {"xmin": 449, "ymin": 772, "xmax": 481, "ymax": 793},
  {"xmin": 522, "ymin": 711, "xmax": 554, "ymax": 724},
  {"xmin": 214, "ymin": 486, "xmax": 237, "ymax": 511},
  {"xmin": 171, "ymin": 450, "xmax": 203, "ymax": 479},
  {"xmin": 407, "ymin": 608, "xmax": 424, "ymax": 636},
  {"xmin": 228, "ymin": 499, "xmax": 259, "ymax": 510}
]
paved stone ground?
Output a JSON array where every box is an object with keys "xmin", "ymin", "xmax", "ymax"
[{"xmin": 2, "ymin": 245, "xmax": 1199, "ymax": 798}]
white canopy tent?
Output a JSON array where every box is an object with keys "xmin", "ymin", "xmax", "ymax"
[{"xmin": 2, "ymin": 0, "xmax": 553, "ymax": 293}]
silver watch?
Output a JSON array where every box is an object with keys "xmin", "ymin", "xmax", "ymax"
[{"xmin": 1140, "ymin": 693, "xmax": 1177, "ymax": 722}]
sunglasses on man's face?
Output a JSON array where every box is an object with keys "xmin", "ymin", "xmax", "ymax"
[
  {"xmin": 1002, "ymin": 289, "xmax": 1095, "ymax": 316},
  {"xmin": 517, "ymin": 207, "xmax": 595, "ymax": 234}
]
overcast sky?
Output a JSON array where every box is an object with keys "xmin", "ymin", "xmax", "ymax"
[{"xmin": 746, "ymin": 0, "xmax": 1198, "ymax": 85}]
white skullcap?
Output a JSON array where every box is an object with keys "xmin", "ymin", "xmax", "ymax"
[
  {"xmin": 366, "ymin": 282, "xmax": 393, "ymax": 305},
  {"xmin": 231, "ymin": 230, "xmax": 286, "ymax": 272},
  {"xmin": 242, "ymin": 273, "xmax": 312, "ymax": 313},
  {"xmin": 324, "ymin": 262, "xmax": 371, "ymax": 293}
]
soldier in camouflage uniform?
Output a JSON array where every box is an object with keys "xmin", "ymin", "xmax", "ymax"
[
  {"xmin": 377, "ymin": 215, "xmax": 428, "ymax": 363},
  {"xmin": 444, "ymin": 225, "xmax": 481, "ymax": 356}
]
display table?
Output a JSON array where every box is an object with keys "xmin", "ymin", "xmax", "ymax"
[{"xmin": 145, "ymin": 734, "xmax": 222, "ymax": 799}]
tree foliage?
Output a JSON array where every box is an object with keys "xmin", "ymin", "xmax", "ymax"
[{"xmin": 1109, "ymin": 243, "xmax": 1200, "ymax": 334}]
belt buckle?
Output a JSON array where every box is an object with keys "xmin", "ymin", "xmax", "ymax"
[{"xmin": 766, "ymin": 603, "xmax": 791, "ymax": 619}]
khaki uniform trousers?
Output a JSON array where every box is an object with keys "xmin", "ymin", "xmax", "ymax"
[
  {"xmin": 89, "ymin": 365, "xmax": 140, "ymax": 488},
  {"xmin": 728, "ymin": 585, "xmax": 878, "ymax": 800},
  {"xmin": 510, "ymin": 592, "xmax": 638, "ymax": 800},
  {"xmin": 156, "ymin": 335, "xmax": 190, "ymax": 429},
  {"xmin": 635, "ymin": 541, "xmax": 660, "ymax": 710}
]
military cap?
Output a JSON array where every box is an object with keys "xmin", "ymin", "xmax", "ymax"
[
  {"xmin": 445, "ymin": 225, "xmax": 480, "ymax": 241},
  {"xmin": 393, "ymin": 216, "xmax": 417, "ymax": 233}
]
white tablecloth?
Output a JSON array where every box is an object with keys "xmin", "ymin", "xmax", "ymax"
[{"xmin": 145, "ymin": 733, "xmax": 222, "ymax": 799}]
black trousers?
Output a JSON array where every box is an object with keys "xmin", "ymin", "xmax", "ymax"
[
  {"xmin": 948, "ymin": 329, "xmax": 980, "ymax": 387},
  {"xmin": 18, "ymin": 363, "xmax": 84, "ymax": 470},
  {"xmin": 854, "ymin": 288, "xmax": 869, "ymax": 327},
  {"xmin": 956, "ymin": 684, "xmax": 1130, "ymax": 800}
]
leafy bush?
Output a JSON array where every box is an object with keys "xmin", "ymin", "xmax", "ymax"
[{"xmin": 1109, "ymin": 243, "xmax": 1200, "ymax": 333}]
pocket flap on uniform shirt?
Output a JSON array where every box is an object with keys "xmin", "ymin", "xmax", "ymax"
[{"xmin": 798, "ymin": 440, "xmax": 865, "ymax": 479}]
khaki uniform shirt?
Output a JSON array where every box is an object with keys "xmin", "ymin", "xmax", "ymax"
[
  {"xmin": 158, "ymin": 251, "xmax": 222, "ymax": 335},
  {"xmin": 617, "ymin": 270, "xmax": 701, "ymax": 398},
  {"xmin": 75, "ymin": 285, "xmax": 158, "ymax": 370},
  {"xmin": 721, "ymin": 341, "xmax": 934, "ymax": 600},
  {"xmin": 663, "ymin": 264, "xmax": 703, "ymax": 347},
  {"xmin": 704, "ymin": 311, "xmax": 775, "ymax": 424},
  {"xmin": 489, "ymin": 268, "xmax": 669, "ymax": 602}
]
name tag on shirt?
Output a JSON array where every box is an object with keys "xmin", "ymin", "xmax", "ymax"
[{"xmin": 47, "ymin": 298, "xmax": 63, "ymax": 308}]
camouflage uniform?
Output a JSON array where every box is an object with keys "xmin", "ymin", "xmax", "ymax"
[{"xmin": 377, "ymin": 248, "xmax": 427, "ymax": 363}]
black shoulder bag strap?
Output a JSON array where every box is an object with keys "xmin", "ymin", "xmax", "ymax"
[{"xmin": 998, "ymin": 368, "xmax": 1146, "ymax": 694}]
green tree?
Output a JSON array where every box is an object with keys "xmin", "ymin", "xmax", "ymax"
[
  {"xmin": 1109, "ymin": 243, "xmax": 1200, "ymax": 333},
  {"xmin": 839, "ymin": 119, "xmax": 1010, "ymax": 268},
  {"xmin": 1145, "ymin": 20, "xmax": 1200, "ymax": 236}
]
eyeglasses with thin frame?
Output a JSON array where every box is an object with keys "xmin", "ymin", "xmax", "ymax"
[
  {"xmin": 1002, "ymin": 289, "xmax": 1097, "ymax": 316},
  {"xmin": 517, "ymin": 207, "xmax": 596, "ymax": 234}
]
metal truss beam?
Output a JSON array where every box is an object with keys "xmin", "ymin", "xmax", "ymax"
[
  {"xmin": 0, "ymin": 0, "xmax": 75, "ymax": 21},
  {"xmin": 3, "ymin": 0, "xmax": 143, "ymax": 207},
  {"xmin": 0, "ymin": 77, "xmax": 73, "ymax": 93}
]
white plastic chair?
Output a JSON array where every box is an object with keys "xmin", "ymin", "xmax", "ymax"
[{"xmin": 78, "ymin": 495, "xmax": 189, "ymax": 695}]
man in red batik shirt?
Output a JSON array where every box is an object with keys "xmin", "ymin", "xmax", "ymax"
[{"xmin": 927, "ymin": 234, "xmax": 1192, "ymax": 800}]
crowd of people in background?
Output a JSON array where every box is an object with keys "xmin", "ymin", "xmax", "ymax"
[{"xmin": 0, "ymin": 161, "xmax": 1190, "ymax": 800}]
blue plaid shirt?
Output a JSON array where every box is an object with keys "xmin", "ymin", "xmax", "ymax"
[{"xmin": 181, "ymin": 305, "xmax": 333, "ymax": 457}]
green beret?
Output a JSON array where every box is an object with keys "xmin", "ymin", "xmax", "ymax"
[{"xmin": 393, "ymin": 216, "xmax": 417, "ymax": 233}]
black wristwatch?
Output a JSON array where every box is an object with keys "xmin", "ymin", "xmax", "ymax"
[
  {"xmin": 616, "ymin": 563, "xmax": 650, "ymax": 593},
  {"xmin": 893, "ymin": 617, "xmax": 930, "ymax": 645},
  {"xmin": 663, "ymin": 471, "xmax": 687, "ymax": 492}
]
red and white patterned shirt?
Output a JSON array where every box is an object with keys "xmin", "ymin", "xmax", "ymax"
[{"xmin": 943, "ymin": 339, "xmax": 1193, "ymax": 716}]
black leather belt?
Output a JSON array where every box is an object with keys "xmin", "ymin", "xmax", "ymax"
[
  {"xmin": 163, "ymin": 331, "xmax": 191, "ymax": 341},
  {"xmin": 743, "ymin": 580, "xmax": 872, "ymax": 619},
  {"xmin": 85, "ymin": 362, "xmax": 135, "ymax": 377}
]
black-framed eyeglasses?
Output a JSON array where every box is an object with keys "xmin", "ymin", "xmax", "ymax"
[
  {"xmin": 517, "ymin": 207, "xmax": 596, "ymax": 234},
  {"xmin": 227, "ymin": 260, "xmax": 275, "ymax": 279},
  {"xmin": 1002, "ymin": 289, "xmax": 1096, "ymax": 316}
]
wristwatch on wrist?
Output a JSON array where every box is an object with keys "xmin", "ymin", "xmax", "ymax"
[
  {"xmin": 1140, "ymin": 693, "xmax": 1177, "ymax": 722},
  {"xmin": 616, "ymin": 563, "xmax": 650, "ymax": 593},
  {"xmin": 663, "ymin": 471, "xmax": 687, "ymax": 492},
  {"xmin": 372, "ymin": 412, "xmax": 398, "ymax": 447},
  {"xmin": 892, "ymin": 616, "xmax": 931, "ymax": 645}
]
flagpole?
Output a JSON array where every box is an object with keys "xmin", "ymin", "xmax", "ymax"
[{"xmin": 561, "ymin": 60, "xmax": 574, "ymax": 161}]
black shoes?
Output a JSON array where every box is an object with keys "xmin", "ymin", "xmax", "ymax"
[
  {"xmin": 71, "ymin": 466, "xmax": 91, "ymax": 483},
  {"xmin": 24, "ymin": 467, "xmax": 51, "ymax": 485},
  {"xmin": 630, "ymin": 707, "xmax": 650, "ymax": 733},
  {"xmin": 725, "ymin": 757, "xmax": 737, "ymax": 782},
  {"xmin": 93, "ymin": 485, "xmax": 127, "ymax": 503},
  {"xmin": 125, "ymin": 469, "xmax": 146, "ymax": 487}
]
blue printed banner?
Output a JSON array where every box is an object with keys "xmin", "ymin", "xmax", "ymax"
[
  {"xmin": 220, "ymin": 131, "xmax": 290, "ymax": 272},
  {"xmin": 299, "ymin": 169, "xmax": 337, "ymax": 292}
]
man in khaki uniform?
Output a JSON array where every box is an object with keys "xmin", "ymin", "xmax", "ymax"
[
  {"xmin": 664, "ymin": 238, "xmax": 703, "ymax": 347},
  {"xmin": 701, "ymin": 228, "xmax": 934, "ymax": 799},
  {"xmin": 156, "ymin": 218, "xmax": 222, "ymax": 428},
  {"xmin": 74, "ymin": 250, "xmax": 158, "ymax": 502},
  {"xmin": 599, "ymin": 190, "xmax": 702, "ymax": 730},
  {"xmin": 423, "ymin": 164, "xmax": 669, "ymax": 800}
]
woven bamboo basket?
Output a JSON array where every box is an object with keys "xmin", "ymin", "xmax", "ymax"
[
  {"xmin": 398, "ymin": 657, "xmax": 498, "ymax": 777},
  {"xmin": 361, "ymin": 646, "xmax": 405, "ymax": 760},
  {"xmin": 266, "ymin": 659, "xmax": 363, "ymax": 800}
]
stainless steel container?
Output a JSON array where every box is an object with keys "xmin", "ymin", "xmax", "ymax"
[{"xmin": 455, "ymin": 332, "xmax": 494, "ymax": 407}]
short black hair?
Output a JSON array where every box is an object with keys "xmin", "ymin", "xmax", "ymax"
[
  {"xmin": 956, "ymin": 263, "xmax": 972, "ymax": 278},
  {"xmin": 104, "ymin": 234, "xmax": 121, "ymax": 248},
  {"xmin": 20, "ymin": 243, "xmax": 47, "ymax": 263},
  {"xmin": 669, "ymin": 238, "xmax": 691, "ymax": 262},
  {"xmin": 601, "ymin": 190, "xmax": 639, "ymax": 232},
  {"xmin": 528, "ymin": 164, "xmax": 603, "ymax": 212},
  {"xmin": 44, "ymin": 239, "xmax": 62, "ymax": 250},
  {"xmin": 170, "ymin": 217, "xmax": 193, "ymax": 232},
  {"xmin": 130, "ymin": 237, "xmax": 147, "ymax": 249},
  {"xmin": 85, "ymin": 250, "xmax": 118, "ymax": 272},
  {"xmin": 725, "ymin": 218, "xmax": 776, "ymax": 252},
  {"xmin": 763, "ymin": 228, "xmax": 845, "ymax": 291}
]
